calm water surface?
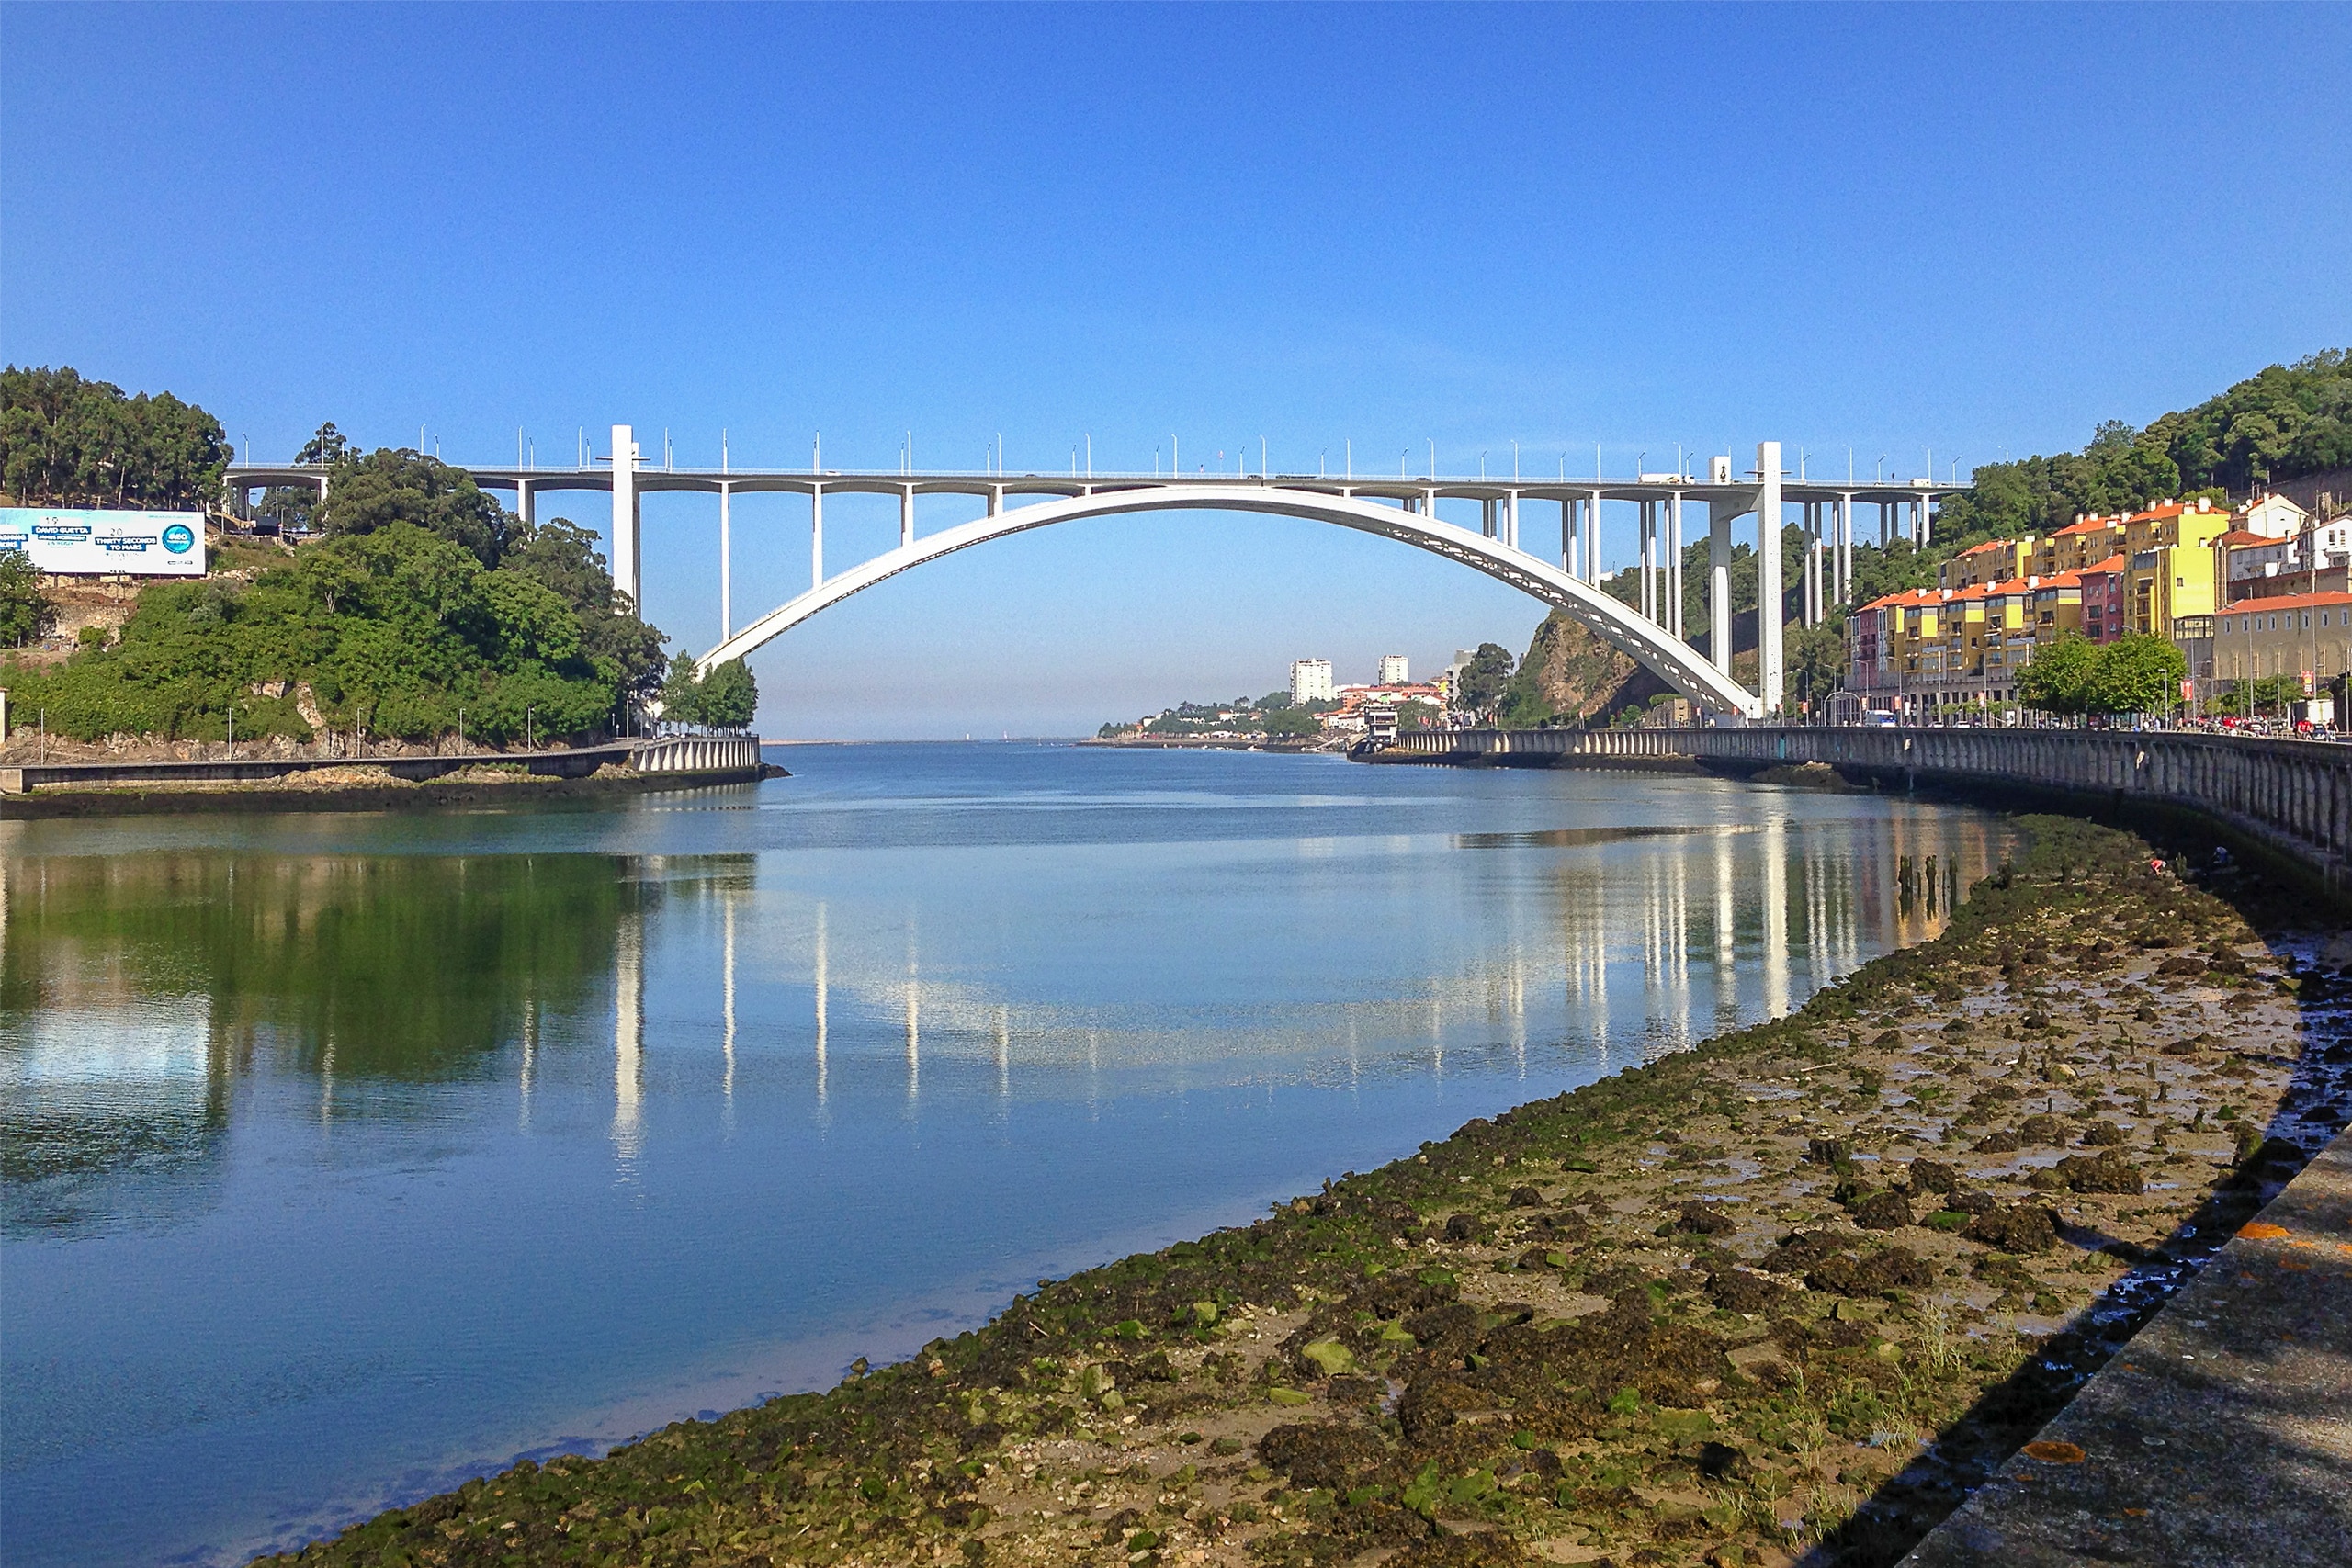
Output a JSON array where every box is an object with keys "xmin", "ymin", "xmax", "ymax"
[{"xmin": 0, "ymin": 744, "xmax": 2012, "ymax": 1565}]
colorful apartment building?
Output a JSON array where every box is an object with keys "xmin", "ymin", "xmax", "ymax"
[
  {"xmin": 1845, "ymin": 495, "xmax": 2345, "ymax": 713},
  {"xmin": 2039, "ymin": 515, "xmax": 2127, "ymax": 575},
  {"xmin": 1847, "ymin": 570, "xmax": 2089, "ymax": 712},
  {"xmin": 1939, "ymin": 537, "xmax": 2034, "ymax": 592}
]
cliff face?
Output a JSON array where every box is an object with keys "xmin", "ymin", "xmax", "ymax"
[
  {"xmin": 1512, "ymin": 610, "xmax": 1671, "ymax": 725},
  {"xmin": 1512, "ymin": 610, "xmax": 1762, "ymax": 725}
]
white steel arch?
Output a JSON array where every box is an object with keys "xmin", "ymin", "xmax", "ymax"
[{"xmin": 696, "ymin": 486, "xmax": 1762, "ymax": 717}]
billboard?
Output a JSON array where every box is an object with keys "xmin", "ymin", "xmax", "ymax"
[{"xmin": 0, "ymin": 508, "xmax": 208, "ymax": 577}]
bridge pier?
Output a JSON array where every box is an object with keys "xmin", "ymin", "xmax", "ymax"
[
  {"xmin": 1667, "ymin": 491, "xmax": 1684, "ymax": 639},
  {"xmin": 811, "ymin": 486, "xmax": 825, "ymax": 591},
  {"xmin": 610, "ymin": 423, "xmax": 639, "ymax": 611},
  {"xmin": 1709, "ymin": 499, "xmax": 1734, "ymax": 678},
  {"xmin": 1757, "ymin": 441, "xmax": 1783, "ymax": 715}
]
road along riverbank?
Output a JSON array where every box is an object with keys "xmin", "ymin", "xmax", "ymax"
[{"xmin": 252, "ymin": 813, "xmax": 2352, "ymax": 1568}]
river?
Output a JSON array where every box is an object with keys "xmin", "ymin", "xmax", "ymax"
[{"xmin": 0, "ymin": 743, "xmax": 2012, "ymax": 1566}]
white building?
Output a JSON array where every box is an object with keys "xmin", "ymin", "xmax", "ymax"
[
  {"xmin": 1376, "ymin": 654, "xmax": 1409, "ymax": 684},
  {"xmin": 1290, "ymin": 658, "xmax": 1335, "ymax": 704},
  {"xmin": 2237, "ymin": 493, "xmax": 2312, "ymax": 540}
]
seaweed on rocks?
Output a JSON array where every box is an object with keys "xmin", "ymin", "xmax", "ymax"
[{"xmin": 253, "ymin": 815, "xmax": 2352, "ymax": 1568}]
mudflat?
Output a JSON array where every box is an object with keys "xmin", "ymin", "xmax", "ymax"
[{"xmin": 255, "ymin": 814, "xmax": 2352, "ymax": 1568}]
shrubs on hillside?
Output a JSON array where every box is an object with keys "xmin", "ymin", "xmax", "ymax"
[{"xmin": 3, "ymin": 520, "xmax": 666, "ymax": 745}]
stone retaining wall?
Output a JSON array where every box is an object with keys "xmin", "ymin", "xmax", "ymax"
[{"xmin": 1374, "ymin": 726, "xmax": 2352, "ymax": 893}]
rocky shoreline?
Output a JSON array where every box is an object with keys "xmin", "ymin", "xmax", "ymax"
[{"xmin": 254, "ymin": 813, "xmax": 2352, "ymax": 1568}]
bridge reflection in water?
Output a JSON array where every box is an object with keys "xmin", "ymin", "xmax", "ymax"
[
  {"xmin": 1, "ymin": 808, "xmax": 2007, "ymax": 1216},
  {"xmin": 652, "ymin": 807, "xmax": 2008, "ymax": 1155}
]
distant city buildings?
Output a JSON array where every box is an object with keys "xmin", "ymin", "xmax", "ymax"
[
  {"xmin": 1377, "ymin": 654, "xmax": 1409, "ymax": 684},
  {"xmin": 1289, "ymin": 658, "xmax": 1335, "ymax": 704}
]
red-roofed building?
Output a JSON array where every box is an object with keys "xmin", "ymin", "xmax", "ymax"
[{"xmin": 2209, "ymin": 592, "xmax": 2352, "ymax": 690}]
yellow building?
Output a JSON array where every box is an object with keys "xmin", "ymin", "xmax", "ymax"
[
  {"xmin": 2040, "ymin": 515, "xmax": 2127, "ymax": 575},
  {"xmin": 2121, "ymin": 500, "xmax": 2230, "ymax": 637},
  {"xmin": 1940, "ymin": 537, "xmax": 2034, "ymax": 592}
]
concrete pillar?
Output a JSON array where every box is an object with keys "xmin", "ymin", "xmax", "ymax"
[
  {"xmin": 810, "ymin": 485, "xmax": 825, "ymax": 592},
  {"xmin": 1505, "ymin": 490, "xmax": 1519, "ymax": 550},
  {"xmin": 1758, "ymin": 442, "xmax": 1785, "ymax": 715},
  {"xmin": 1668, "ymin": 491, "xmax": 1685, "ymax": 639},
  {"xmin": 718, "ymin": 483, "xmax": 731, "ymax": 639},
  {"xmin": 899, "ymin": 485, "xmax": 914, "ymax": 548},
  {"xmin": 1589, "ymin": 492, "xmax": 1606, "ymax": 585},
  {"xmin": 1481, "ymin": 497, "xmax": 1495, "ymax": 539},
  {"xmin": 1838, "ymin": 494, "xmax": 1853, "ymax": 605},
  {"xmin": 1638, "ymin": 501, "xmax": 1655, "ymax": 620},
  {"xmin": 1918, "ymin": 494, "xmax": 1932, "ymax": 547},
  {"xmin": 610, "ymin": 424, "xmax": 639, "ymax": 612},
  {"xmin": 1709, "ymin": 501, "xmax": 1735, "ymax": 677},
  {"xmin": 1562, "ymin": 497, "xmax": 1576, "ymax": 577},
  {"xmin": 515, "ymin": 479, "xmax": 536, "ymax": 527},
  {"xmin": 988, "ymin": 485, "xmax": 1001, "ymax": 518}
]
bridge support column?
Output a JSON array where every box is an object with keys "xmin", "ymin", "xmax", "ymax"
[
  {"xmin": 515, "ymin": 479, "xmax": 536, "ymax": 527},
  {"xmin": 899, "ymin": 485, "xmax": 914, "ymax": 548},
  {"xmin": 1668, "ymin": 491, "xmax": 1684, "ymax": 639},
  {"xmin": 1588, "ymin": 491, "xmax": 1605, "ymax": 585},
  {"xmin": 1838, "ymin": 493, "xmax": 1853, "ymax": 606},
  {"xmin": 988, "ymin": 485, "xmax": 1001, "ymax": 518},
  {"xmin": 718, "ymin": 484, "xmax": 732, "ymax": 639},
  {"xmin": 610, "ymin": 424, "xmax": 639, "ymax": 612},
  {"xmin": 1638, "ymin": 501, "xmax": 1655, "ymax": 620},
  {"xmin": 1709, "ymin": 501, "xmax": 1734, "ymax": 677},
  {"xmin": 1561, "ymin": 497, "xmax": 1576, "ymax": 577},
  {"xmin": 811, "ymin": 485, "xmax": 825, "ymax": 591},
  {"xmin": 1758, "ymin": 442, "xmax": 1784, "ymax": 716}
]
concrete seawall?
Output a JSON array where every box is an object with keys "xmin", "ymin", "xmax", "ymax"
[
  {"xmin": 1371, "ymin": 726, "xmax": 2352, "ymax": 897},
  {"xmin": 0, "ymin": 734, "xmax": 764, "ymax": 795}
]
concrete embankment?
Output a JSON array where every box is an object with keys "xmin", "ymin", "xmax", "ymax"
[
  {"xmin": 0, "ymin": 735, "xmax": 778, "ymax": 818},
  {"xmin": 1901, "ymin": 1122, "xmax": 2352, "ymax": 1567}
]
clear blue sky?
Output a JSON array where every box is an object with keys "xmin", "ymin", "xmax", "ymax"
[{"xmin": 5, "ymin": 3, "xmax": 2346, "ymax": 736}]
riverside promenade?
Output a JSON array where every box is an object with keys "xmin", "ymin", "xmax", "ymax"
[
  {"xmin": 1372, "ymin": 725, "xmax": 2352, "ymax": 897},
  {"xmin": 1374, "ymin": 725, "xmax": 2352, "ymax": 1564}
]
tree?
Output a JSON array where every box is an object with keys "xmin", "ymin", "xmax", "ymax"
[
  {"xmin": 1261, "ymin": 707, "xmax": 1319, "ymax": 738},
  {"xmin": 504, "ymin": 518, "xmax": 666, "ymax": 709},
  {"xmin": 2018, "ymin": 632, "xmax": 2098, "ymax": 716},
  {"xmin": 0, "ymin": 365, "xmax": 231, "ymax": 508},
  {"xmin": 2086, "ymin": 633, "xmax": 2187, "ymax": 716},
  {"xmin": 656, "ymin": 652, "xmax": 758, "ymax": 730},
  {"xmin": 294, "ymin": 422, "xmax": 351, "ymax": 466},
  {"xmin": 697, "ymin": 659, "xmax": 758, "ymax": 729},
  {"xmin": 1787, "ymin": 621, "xmax": 1847, "ymax": 709},
  {"xmin": 314, "ymin": 448, "xmax": 515, "ymax": 567},
  {"xmin": 0, "ymin": 520, "xmax": 650, "ymax": 745},
  {"xmin": 1456, "ymin": 641, "xmax": 1515, "ymax": 716},
  {"xmin": 659, "ymin": 651, "xmax": 707, "ymax": 727},
  {"xmin": 0, "ymin": 549, "xmax": 57, "ymax": 646}
]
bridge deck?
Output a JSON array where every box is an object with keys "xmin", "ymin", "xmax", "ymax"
[{"xmin": 225, "ymin": 463, "xmax": 1961, "ymax": 507}]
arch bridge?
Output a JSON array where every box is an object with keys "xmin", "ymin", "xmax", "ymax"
[{"xmin": 227, "ymin": 427, "xmax": 1962, "ymax": 719}]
